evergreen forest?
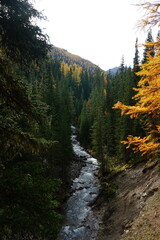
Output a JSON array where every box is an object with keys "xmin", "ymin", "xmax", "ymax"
[{"xmin": 0, "ymin": 0, "xmax": 160, "ymax": 239}]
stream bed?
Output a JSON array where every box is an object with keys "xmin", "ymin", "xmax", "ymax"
[{"xmin": 57, "ymin": 126, "xmax": 101, "ymax": 240}]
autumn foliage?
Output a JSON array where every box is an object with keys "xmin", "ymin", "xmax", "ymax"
[{"xmin": 113, "ymin": 4, "xmax": 160, "ymax": 157}]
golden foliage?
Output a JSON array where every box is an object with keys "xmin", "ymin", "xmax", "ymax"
[
  {"xmin": 114, "ymin": 51, "xmax": 160, "ymax": 118},
  {"xmin": 113, "ymin": 8, "xmax": 160, "ymax": 157},
  {"xmin": 113, "ymin": 49, "xmax": 160, "ymax": 156},
  {"xmin": 60, "ymin": 61, "xmax": 82, "ymax": 85},
  {"xmin": 72, "ymin": 64, "xmax": 82, "ymax": 85},
  {"xmin": 34, "ymin": 63, "xmax": 40, "ymax": 72},
  {"xmin": 103, "ymin": 89, "xmax": 107, "ymax": 96},
  {"xmin": 60, "ymin": 61, "xmax": 70, "ymax": 76},
  {"xmin": 103, "ymin": 72, "xmax": 108, "ymax": 86},
  {"xmin": 122, "ymin": 135, "xmax": 159, "ymax": 156}
]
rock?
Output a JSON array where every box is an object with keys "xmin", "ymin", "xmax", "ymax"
[
  {"xmin": 142, "ymin": 192, "xmax": 147, "ymax": 198},
  {"xmin": 147, "ymin": 187, "xmax": 159, "ymax": 197},
  {"xmin": 76, "ymin": 186, "xmax": 84, "ymax": 191}
]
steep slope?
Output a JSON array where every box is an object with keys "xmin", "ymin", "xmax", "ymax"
[
  {"xmin": 94, "ymin": 161, "xmax": 160, "ymax": 240},
  {"xmin": 51, "ymin": 46, "xmax": 99, "ymax": 72}
]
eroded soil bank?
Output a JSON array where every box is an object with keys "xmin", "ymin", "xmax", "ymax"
[{"xmin": 94, "ymin": 161, "xmax": 160, "ymax": 240}]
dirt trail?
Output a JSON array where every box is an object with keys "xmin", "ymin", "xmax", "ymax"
[{"xmin": 94, "ymin": 161, "xmax": 160, "ymax": 240}]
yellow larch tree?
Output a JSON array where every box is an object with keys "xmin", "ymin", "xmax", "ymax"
[{"xmin": 113, "ymin": 1, "xmax": 160, "ymax": 158}]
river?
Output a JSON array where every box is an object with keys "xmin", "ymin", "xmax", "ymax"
[{"xmin": 57, "ymin": 126, "xmax": 101, "ymax": 240}]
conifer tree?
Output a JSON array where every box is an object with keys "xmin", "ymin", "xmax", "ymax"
[
  {"xmin": 133, "ymin": 38, "xmax": 141, "ymax": 86},
  {"xmin": 142, "ymin": 29, "xmax": 155, "ymax": 64},
  {"xmin": 0, "ymin": 2, "xmax": 63, "ymax": 239},
  {"xmin": 113, "ymin": 2, "xmax": 160, "ymax": 159}
]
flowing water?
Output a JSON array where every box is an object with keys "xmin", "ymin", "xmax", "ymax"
[{"xmin": 57, "ymin": 126, "xmax": 101, "ymax": 240}]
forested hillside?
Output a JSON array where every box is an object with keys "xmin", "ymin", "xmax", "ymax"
[
  {"xmin": 51, "ymin": 46, "xmax": 98, "ymax": 72},
  {"xmin": 0, "ymin": 0, "xmax": 160, "ymax": 240}
]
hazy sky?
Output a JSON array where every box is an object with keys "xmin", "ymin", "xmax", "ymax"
[{"xmin": 34, "ymin": 0, "xmax": 156, "ymax": 70}]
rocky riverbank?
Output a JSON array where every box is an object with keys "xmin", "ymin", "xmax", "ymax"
[{"xmin": 68, "ymin": 154, "xmax": 86, "ymax": 184}]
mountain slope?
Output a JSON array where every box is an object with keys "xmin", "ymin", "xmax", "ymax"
[
  {"xmin": 51, "ymin": 46, "xmax": 98, "ymax": 72},
  {"xmin": 107, "ymin": 66, "xmax": 120, "ymax": 75}
]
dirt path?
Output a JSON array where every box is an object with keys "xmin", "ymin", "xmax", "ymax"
[{"xmin": 94, "ymin": 161, "xmax": 160, "ymax": 240}]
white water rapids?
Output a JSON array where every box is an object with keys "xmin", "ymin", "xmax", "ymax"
[{"xmin": 57, "ymin": 126, "xmax": 101, "ymax": 240}]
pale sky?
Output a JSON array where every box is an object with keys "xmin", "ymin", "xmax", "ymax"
[{"xmin": 34, "ymin": 0, "xmax": 157, "ymax": 70}]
